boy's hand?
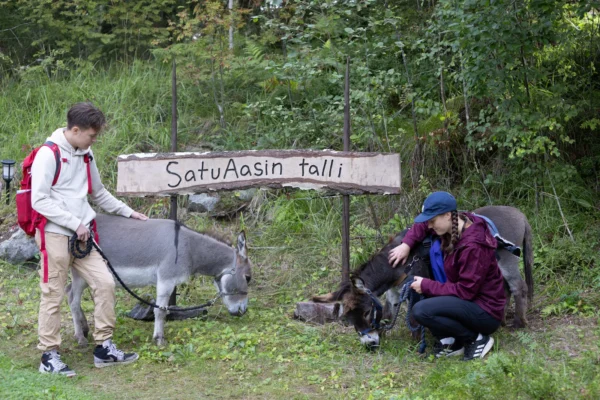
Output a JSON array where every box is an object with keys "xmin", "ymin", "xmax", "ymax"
[
  {"xmin": 76, "ymin": 224, "xmax": 90, "ymax": 242},
  {"xmin": 130, "ymin": 211, "xmax": 149, "ymax": 221}
]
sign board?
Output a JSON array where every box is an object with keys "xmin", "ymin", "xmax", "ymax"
[{"xmin": 116, "ymin": 150, "xmax": 400, "ymax": 196}]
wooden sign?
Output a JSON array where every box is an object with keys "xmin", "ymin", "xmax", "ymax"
[{"xmin": 116, "ymin": 150, "xmax": 400, "ymax": 196}]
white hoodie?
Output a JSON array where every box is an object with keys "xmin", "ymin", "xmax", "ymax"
[{"xmin": 31, "ymin": 128, "xmax": 133, "ymax": 236}]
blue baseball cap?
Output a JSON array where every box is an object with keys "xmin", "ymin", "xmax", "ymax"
[{"xmin": 414, "ymin": 191, "xmax": 457, "ymax": 223}]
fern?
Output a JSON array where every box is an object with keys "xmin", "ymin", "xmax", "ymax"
[{"xmin": 244, "ymin": 39, "xmax": 264, "ymax": 62}]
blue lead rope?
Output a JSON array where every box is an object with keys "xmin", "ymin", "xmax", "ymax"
[{"xmin": 398, "ymin": 278, "xmax": 427, "ymax": 354}]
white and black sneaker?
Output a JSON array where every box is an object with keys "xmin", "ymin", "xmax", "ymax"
[
  {"xmin": 93, "ymin": 339, "xmax": 139, "ymax": 368},
  {"xmin": 433, "ymin": 339, "xmax": 465, "ymax": 358},
  {"xmin": 39, "ymin": 349, "xmax": 76, "ymax": 377},
  {"xmin": 463, "ymin": 334, "xmax": 494, "ymax": 361}
]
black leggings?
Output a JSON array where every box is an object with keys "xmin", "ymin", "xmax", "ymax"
[{"xmin": 412, "ymin": 296, "xmax": 501, "ymax": 345}]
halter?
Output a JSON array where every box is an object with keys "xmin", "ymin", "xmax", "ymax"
[
  {"xmin": 358, "ymin": 288, "xmax": 384, "ymax": 337},
  {"xmin": 357, "ymin": 255, "xmax": 421, "ymax": 338},
  {"xmin": 213, "ymin": 254, "xmax": 248, "ymax": 297}
]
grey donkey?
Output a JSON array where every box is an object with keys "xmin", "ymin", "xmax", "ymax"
[
  {"xmin": 67, "ymin": 214, "xmax": 252, "ymax": 345},
  {"xmin": 474, "ymin": 205, "xmax": 534, "ymax": 328},
  {"xmin": 384, "ymin": 205, "xmax": 533, "ymax": 329}
]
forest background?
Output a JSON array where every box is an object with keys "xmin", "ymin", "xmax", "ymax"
[{"xmin": 0, "ymin": 0, "xmax": 599, "ymax": 398}]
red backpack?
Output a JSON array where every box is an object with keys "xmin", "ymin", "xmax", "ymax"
[{"xmin": 16, "ymin": 141, "xmax": 96, "ymax": 283}]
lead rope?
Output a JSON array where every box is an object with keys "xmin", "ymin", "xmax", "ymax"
[
  {"xmin": 382, "ymin": 277, "xmax": 427, "ymax": 354},
  {"xmin": 69, "ymin": 234, "xmax": 221, "ymax": 312}
]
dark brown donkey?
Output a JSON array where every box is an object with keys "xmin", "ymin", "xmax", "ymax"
[
  {"xmin": 313, "ymin": 205, "xmax": 534, "ymax": 349},
  {"xmin": 313, "ymin": 229, "xmax": 431, "ymax": 348}
]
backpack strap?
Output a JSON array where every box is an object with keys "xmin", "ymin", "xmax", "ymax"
[
  {"xmin": 84, "ymin": 154, "xmax": 100, "ymax": 244},
  {"xmin": 90, "ymin": 219, "xmax": 100, "ymax": 245},
  {"xmin": 43, "ymin": 141, "xmax": 61, "ymax": 186},
  {"xmin": 83, "ymin": 153, "xmax": 92, "ymax": 194},
  {"xmin": 38, "ymin": 219, "xmax": 50, "ymax": 283},
  {"xmin": 39, "ymin": 141, "xmax": 61, "ymax": 284}
]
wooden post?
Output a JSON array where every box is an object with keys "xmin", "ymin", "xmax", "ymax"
[
  {"xmin": 342, "ymin": 57, "xmax": 351, "ymax": 284},
  {"xmin": 169, "ymin": 59, "xmax": 178, "ymax": 306}
]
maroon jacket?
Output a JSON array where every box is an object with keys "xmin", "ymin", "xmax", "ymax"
[{"xmin": 401, "ymin": 213, "xmax": 507, "ymax": 321}]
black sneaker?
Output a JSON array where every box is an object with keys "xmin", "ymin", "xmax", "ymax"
[
  {"xmin": 39, "ymin": 349, "xmax": 76, "ymax": 377},
  {"xmin": 463, "ymin": 335, "xmax": 494, "ymax": 361},
  {"xmin": 93, "ymin": 339, "xmax": 139, "ymax": 368},
  {"xmin": 433, "ymin": 340, "xmax": 465, "ymax": 358}
]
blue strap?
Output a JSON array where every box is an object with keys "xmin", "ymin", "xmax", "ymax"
[
  {"xmin": 473, "ymin": 214, "xmax": 521, "ymax": 257},
  {"xmin": 365, "ymin": 289, "xmax": 382, "ymax": 330},
  {"xmin": 429, "ymin": 238, "xmax": 447, "ymax": 283}
]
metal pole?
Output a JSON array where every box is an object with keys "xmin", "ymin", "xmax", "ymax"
[
  {"xmin": 341, "ymin": 57, "xmax": 351, "ymax": 284},
  {"xmin": 169, "ymin": 59, "xmax": 178, "ymax": 306}
]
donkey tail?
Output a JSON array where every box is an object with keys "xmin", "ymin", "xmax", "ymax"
[
  {"xmin": 66, "ymin": 283, "xmax": 73, "ymax": 304},
  {"xmin": 523, "ymin": 219, "xmax": 534, "ymax": 302},
  {"xmin": 312, "ymin": 284, "xmax": 349, "ymax": 303}
]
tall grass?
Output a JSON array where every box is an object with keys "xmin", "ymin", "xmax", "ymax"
[{"xmin": 0, "ymin": 60, "xmax": 221, "ymax": 192}]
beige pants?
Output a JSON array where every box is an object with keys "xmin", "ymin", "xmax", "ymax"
[{"xmin": 36, "ymin": 231, "xmax": 116, "ymax": 351}]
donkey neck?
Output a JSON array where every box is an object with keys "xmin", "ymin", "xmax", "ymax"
[
  {"xmin": 360, "ymin": 255, "xmax": 399, "ymax": 297},
  {"xmin": 186, "ymin": 230, "xmax": 236, "ymax": 277}
]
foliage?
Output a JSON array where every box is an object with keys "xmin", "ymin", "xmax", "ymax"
[
  {"xmin": 0, "ymin": 0, "xmax": 184, "ymax": 73},
  {"xmin": 421, "ymin": 0, "xmax": 600, "ymax": 169}
]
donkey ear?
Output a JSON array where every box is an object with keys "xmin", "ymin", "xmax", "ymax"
[
  {"xmin": 352, "ymin": 277, "xmax": 367, "ymax": 294},
  {"xmin": 236, "ymin": 231, "xmax": 247, "ymax": 259}
]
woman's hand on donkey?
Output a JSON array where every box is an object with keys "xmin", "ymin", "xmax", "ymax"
[{"xmin": 388, "ymin": 243, "xmax": 411, "ymax": 267}]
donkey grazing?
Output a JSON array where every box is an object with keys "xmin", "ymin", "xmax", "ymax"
[
  {"xmin": 67, "ymin": 214, "xmax": 252, "ymax": 346},
  {"xmin": 313, "ymin": 230, "xmax": 430, "ymax": 348},
  {"xmin": 313, "ymin": 205, "xmax": 533, "ymax": 349}
]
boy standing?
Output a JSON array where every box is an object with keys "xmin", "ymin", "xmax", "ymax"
[{"xmin": 31, "ymin": 102, "xmax": 148, "ymax": 377}]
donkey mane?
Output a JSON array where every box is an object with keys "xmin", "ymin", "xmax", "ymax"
[
  {"xmin": 314, "ymin": 229, "xmax": 412, "ymax": 309},
  {"xmin": 175, "ymin": 220, "xmax": 232, "ymax": 247},
  {"xmin": 349, "ymin": 229, "xmax": 409, "ymax": 284}
]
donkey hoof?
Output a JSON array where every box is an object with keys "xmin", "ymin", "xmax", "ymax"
[
  {"xmin": 75, "ymin": 335, "xmax": 89, "ymax": 347},
  {"xmin": 154, "ymin": 337, "xmax": 167, "ymax": 346},
  {"xmin": 512, "ymin": 318, "xmax": 527, "ymax": 329}
]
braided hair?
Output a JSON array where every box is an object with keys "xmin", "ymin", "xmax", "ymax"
[{"xmin": 440, "ymin": 211, "xmax": 468, "ymax": 254}]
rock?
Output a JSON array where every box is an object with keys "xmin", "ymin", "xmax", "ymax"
[
  {"xmin": 188, "ymin": 193, "xmax": 221, "ymax": 213},
  {"xmin": 0, "ymin": 228, "xmax": 39, "ymax": 264},
  {"xmin": 188, "ymin": 191, "xmax": 254, "ymax": 218},
  {"xmin": 294, "ymin": 301, "xmax": 343, "ymax": 324},
  {"xmin": 127, "ymin": 300, "xmax": 208, "ymax": 321},
  {"xmin": 204, "ymin": 192, "xmax": 248, "ymax": 219},
  {"xmin": 235, "ymin": 188, "xmax": 257, "ymax": 201}
]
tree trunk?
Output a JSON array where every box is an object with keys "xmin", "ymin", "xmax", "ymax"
[{"xmin": 228, "ymin": 0, "xmax": 234, "ymax": 50}]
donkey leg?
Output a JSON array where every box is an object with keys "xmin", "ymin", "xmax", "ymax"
[
  {"xmin": 502, "ymin": 282, "xmax": 511, "ymax": 327},
  {"xmin": 383, "ymin": 286, "xmax": 402, "ymax": 323},
  {"xmin": 67, "ymin": 268, "xmax": 90, "ymax": 347},
  {"xmin": 512, "ymin": 280, "xmax": 529, "ymax": 329},
  {"xmin": 498, "ymin": 250, "xmax": 528, "ymax": 328},
  {"xmin": 153, "ymin": 280, "xmax": 176, "ymax": 346}
]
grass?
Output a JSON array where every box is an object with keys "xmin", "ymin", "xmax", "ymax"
[
  {"xmin": 1, "ymin": 199, "xmax": 600, "ymax": 399},
  {"xmin": 1, "ymin": 261, "xmax": 599, "ymax": 399}
]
